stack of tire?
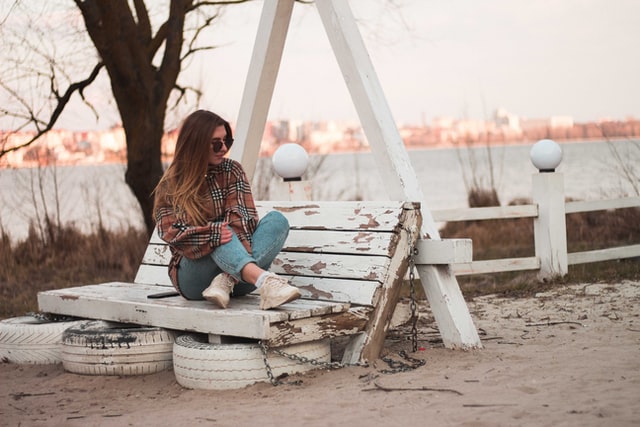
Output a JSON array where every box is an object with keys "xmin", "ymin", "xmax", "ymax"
[
  {"xmin": 60, "ymin": 320, "xmax": 175, "ymax": 376},
  {"xmin": 0, "ymin": 316, "xmax": 175, "ymax": 376},
  {"xmin": 1, "ymin": 315, "xmax": 332, "ymax": 389}
]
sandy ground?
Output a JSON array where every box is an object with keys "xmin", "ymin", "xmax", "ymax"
[{"xmin": 2, "ymin": 280, "xmax": 639, "ymax": 427}]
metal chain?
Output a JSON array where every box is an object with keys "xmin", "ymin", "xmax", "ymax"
[
  {"xmin": 380, "ymin": 350, "xmax": 426, "ymax": 374},
  {"xmin": 378, "ymin": 244, "xmax": 426, "ymax": 374},
  {"xmin": 259, "ymin": 341, "xmax": 285, "ymax": 386},
  {"xmin": 408, "ymin": 245, "xmax": 419, "ymax": 352},
  {"xmin": 259, "ymin": 341, "xmax": 364, "ymax": 386}
]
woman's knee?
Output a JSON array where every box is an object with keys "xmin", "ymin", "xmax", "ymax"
[{"xmin": 262, "ymin": 210, "xmax": 289, "ymax": 231}]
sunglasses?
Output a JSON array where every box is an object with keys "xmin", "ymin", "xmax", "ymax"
[{"xmin": 210, "ymin": 137, "xmax": 234, "ymax": 152}]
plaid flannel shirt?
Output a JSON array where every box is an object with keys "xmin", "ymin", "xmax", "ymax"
[{"xmin": 154, "ymin": 158, "xmax": 258, "ymax": 290}]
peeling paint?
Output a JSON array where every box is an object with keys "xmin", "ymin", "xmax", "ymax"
[
  {"xmin": 358, "ymin": 214, "xmax": 380, "ymax": 229},
  {"xmin": 299, "ymin": 285, "xmax": 333, "ymax": 300},
  {"xmin": 281, "ymin": 263, "xmax": 303, "ymax": 275},
  {"xmin": 364, "ymin": 272, "xmax": 379, "ymax": 280},
  {"xmin": 275, "ymin": 204, "xmax": 320, "ymax": 213},
  {"xmin": 353, "ymin": 232, "xmax": 374, "ymax": 244},
  {"xmin": 309, "ymin": 261, "xmax": 327, "ymax": 274}
]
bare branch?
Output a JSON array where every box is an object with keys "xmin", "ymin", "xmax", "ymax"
[
  {"xmin": 0, "ymin": 62, "xmax": 104, "ymax": 158},
  {"xmin": 181, "ymin": 9, "xmax": 220, "ymax": 62},
  {"xmin": 171, "ymin": 83, "xmax": 203, "ymax": 109}
]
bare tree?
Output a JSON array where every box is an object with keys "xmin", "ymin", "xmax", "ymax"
[{"xmin": 1, "ymin": 0, "xmax": 253, "ymax": 234}]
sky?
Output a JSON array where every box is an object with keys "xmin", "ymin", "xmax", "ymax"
[{"xmin": 50, "ymin": 0, "xmax": 640, "ymax": 129}]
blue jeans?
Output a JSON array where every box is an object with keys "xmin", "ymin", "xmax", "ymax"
[{"xmin": 176, "ymin": 211, "xmax": 289, "ymax": 300}]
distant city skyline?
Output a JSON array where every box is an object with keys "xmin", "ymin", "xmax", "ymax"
[
  {"xmin": 24, "ymin": 0, "xmax": 640, "ymax": 131},
  {"xmin": 5, "ymin": 113, "xmax": 638, "ymax": 169}
]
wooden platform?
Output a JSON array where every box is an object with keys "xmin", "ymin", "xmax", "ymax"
[
  {"xmin": 39, "ymin": 282, "xmax": 367, "ymax": 347},
  {"xmin": 38, "ymin": 201, "xmax": 422, "ymax": 363}
]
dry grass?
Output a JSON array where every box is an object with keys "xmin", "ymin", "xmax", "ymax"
[{"xmin": 0, "ymin": 225, "xmax": 148, "ymax": 319}]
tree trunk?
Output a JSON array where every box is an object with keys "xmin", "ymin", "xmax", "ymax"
[
  {"xmin": 121, "ymin": 107, "xmax": 165, "ymax": 235},
  {"xmin": 75, "ymin": 0, "xmax": 186, "ymax": 235}
]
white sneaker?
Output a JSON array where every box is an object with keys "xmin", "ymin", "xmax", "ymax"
[
  {"xmin": 258, "ymin": 274, "xmax": 301, "ymax": 310},
  {"xmin": 202, "ymin": 273, "xmax": 236, "ymax": 308}
]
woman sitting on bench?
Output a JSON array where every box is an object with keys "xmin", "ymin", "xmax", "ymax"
[{"xmin": 153, "ymin": 109, "xmax": 301, "ymax": 310}]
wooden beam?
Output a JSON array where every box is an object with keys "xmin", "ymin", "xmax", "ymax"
[
  {"xmin": 315, "ymin": 0, "xmax": 482, "ymax": 350},
  {"xmin": 230, "ymin": 0, "xmax": 295, "ymax": 180},
  {"xmin": 453, "ymin": 257, "xmax": 540, "ymax": 275},
  {"xmin": 415, "ymin": 239, "xmax": 473, "ymax": 265},
  {"xmin": 568, "ymin": 244, "xmax": 640, "ymax": 265}
]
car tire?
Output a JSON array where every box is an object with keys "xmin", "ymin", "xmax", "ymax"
[
  {"xmin": 61, "ymin": 320, "xmax": 175, "ymax": 376},
  {"xmin": 173, "ymin": 334, "xmax": 331, "ymax": 390},
  {"xmin": 0, "ymin": 315, "xmax": 89, "ymax": 365}
]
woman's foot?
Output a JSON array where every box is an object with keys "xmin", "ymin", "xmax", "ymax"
[
  {"xmin": 258, "ymin": 274, "xmax": 301, "ymax": 310},
  {"xmin": 202, "ymin": 273, "xmax": 236, "ymax": 308}
]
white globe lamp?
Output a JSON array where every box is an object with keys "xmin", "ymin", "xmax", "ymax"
[
  {"xmin": 530, "ymin": 139, "xmax": 563, "ymax": 172},
  {"xmin": 272, "ymin": 143, "xmax": 309, "ymax": 181}
]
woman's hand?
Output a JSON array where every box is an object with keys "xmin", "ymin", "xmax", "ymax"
[{"xmin": 219, "ymin": 222, "xmax": 233, "ymax": 244}]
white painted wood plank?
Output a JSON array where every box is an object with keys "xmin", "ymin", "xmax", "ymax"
[
  {"xmin": 282, "ymin": 230, "xmax": 395, "ymax": 255},
  {"xmin": 138, "ymin": 250, "xmax": 390, "ymax": 283},
  {"xmin": 341, "ymin": 332, "xmax": 366, "ymax": 365},
  {"xmin": 140, "ymin": 243, "xmax": 171, "ymax": 265},
  {"xmin": 134, "ymin": 263, "xmax": 381, "ymax": 305},
  {"xmin": 287, "ymin": 276, "xmax": 379, "ymax": 306},
  {"xmin": 266, "ymin": 306, "xmax": 371, "ymax": 348},
  {"xmin": 257, "ymin": 200, "xmax": 414, "ymax": 211},
  {"xmin": 224, "ymin": 294, "xmax": 349, "ymax": 316},
  {"xmin": 147, "ymin": 202, "xmax": 414, "ymax": 243},
  {"xmin": 143, "ymin": 230, "xmax": 395, "ymax": 267},
  {"xmin": 431, "ymin": 204, "xmax": 538, "ymax": 222},
  {"xmin": 452, "ymin": 257, "xmax": 540, "ymax": 275},
  {"xmin": 142, "ymin": 237, "xmax": 394, "ymax": 267},
  {"xmin": 37, "ymin": 282, "xmax": 351, "ymax": 339},
  {"xmin": 272, "ymin": 252, "xmax": 390, "ymax": 281},
  {"xmin": 565, "ymin": 196, "xmax": 640, "ymax": 214},
  {"xmin": 38, "ymin": 283, "xmax": 274, "ymax": 339},
  {"xmin": 415, "ymin": 239, "xmax": 473, "ymax": 264},
  {"xmin": 417, "ymin": 265, "xmax": 482, "ymax": 349},
  {"xmin": 568, "ymin": 244, "xmax": 640, "ymax": 265},
  {"xmin": 257, "ymin": 202, "xmax": 414, "ymax": 231},
  {"xmin": 354, "ymin": 206, "xmax": 420, "ymax": 361},
  {"xmin": 134, "ymin": 265, "xmax": 173, "ymax": 286},
  {"xmin": 230, "ymin": 0, "xmax": 295, "ymax": 181}
]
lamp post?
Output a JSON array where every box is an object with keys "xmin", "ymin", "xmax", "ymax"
[
  {"xmin": 272, "ymin": 143, "xmax": 312, "ymax": 201},
  {"xmin": 530, "ymin": 139, "xmax": 568, "ymax": 280}
]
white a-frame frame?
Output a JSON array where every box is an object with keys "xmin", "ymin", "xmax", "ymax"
[{"xmin": 230, "ymin": 0, "xmax": 482, "ymax": 350}]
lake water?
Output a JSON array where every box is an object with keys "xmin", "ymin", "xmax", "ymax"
[{"xmin": 1, "ymin": 140, "xmax": 637, "ymax": 242}]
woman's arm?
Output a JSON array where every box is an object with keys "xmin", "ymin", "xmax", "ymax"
[
  {"xmin": 155, "ymin": 205, "xmax": 225, "ymax": 259},
  {"xmin": 223, "ymin": 161, "xmax": 259, "ymax": 250}
]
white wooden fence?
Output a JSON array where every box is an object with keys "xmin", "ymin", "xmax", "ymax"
[{"xmin": 429, "ymin": 171, "xmax": 640, "ymax": 280}]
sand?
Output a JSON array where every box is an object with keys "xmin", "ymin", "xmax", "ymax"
[{"xmin": 2, "ymin": 280, "xmax": 639, "ymax": 427}]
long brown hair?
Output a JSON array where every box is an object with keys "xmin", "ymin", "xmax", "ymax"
[{"xmin": 153, "ymin": 110, "xmax": 231, "ymax": 226}]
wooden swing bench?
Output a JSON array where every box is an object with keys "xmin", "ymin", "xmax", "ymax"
[{"xmin": 38, "ymin": 201, "xmax": 423, "ymax": 364}]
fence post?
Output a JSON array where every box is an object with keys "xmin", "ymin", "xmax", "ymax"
[{"xmin": 531, "ymin": 140, "xmax": 568, "ymax": 280}]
